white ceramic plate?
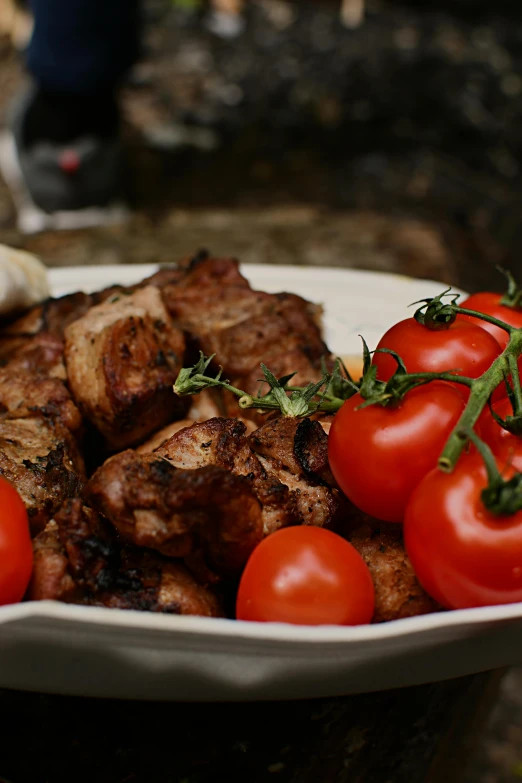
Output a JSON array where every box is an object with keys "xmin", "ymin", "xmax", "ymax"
[{"xmin": 2, "ymin": 263, "xmax": 519, "ymax": 703}]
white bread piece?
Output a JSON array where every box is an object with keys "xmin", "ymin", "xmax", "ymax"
[{"xmin": 0, "ymin": 244, "xmax": 49, "ymax": 317}]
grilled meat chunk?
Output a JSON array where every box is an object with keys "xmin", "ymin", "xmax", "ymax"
[
  {"xmin": 0, "ymin": 370, "xmax": 82, "ymax": 434},
  {"xmin": 64, "ymin": 286, "xmax": 187, "ymax": 450},
  {"xmin": 0, "ymin": 331, "xmax": 66, "ymax": 378},
  {"xmin": 30, "ymin": 500, "xmax": 223, "ymax": 616},
  {"xmin": 1, "ymin": 291, "xmax": 93, "ymax": 338},
  {"xmin": 348, "ymin": 524, "xmax": 440, "ymax": 623},
  {"xmin": 30, "ymin": 519, "xmax": 78, "ymax": 601},
  {"xmin": 156, "ymin": 418, "xmax": 298, "ymax": 535},
  {"xmin": 161, "ymin": 255, "xmax": 330, "ymax": 419},
  {"xmin": 0, "ymin": 417, "xmax": 85, "ymax": 534},
  {"xmin": 86, "ymin": 450, "xmax": 263, "ymax": 572},
  {"xmin": 137, "ymin": 389, "xmax": 238, "ymax": 453},
  {"xmin": 157, "ymin": 417, "xmax": 338, "ymax": 534},
  {"xmin": 249, "ymin": 417, "xmax": 339, "ymax": 528},
  {"xmin": 0, "ymin": 291, "xmax": 94, "ymax": 380},
  {"xmin": 171, "ymin": 254, "xmax": 251, "ymax": 290}
]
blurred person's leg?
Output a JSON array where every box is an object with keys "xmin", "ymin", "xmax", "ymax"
[
  {"xmin": 25, "ymin": 0, "xmax": 140, "ymax": 144},
  {"xmin": 1, "ymin": 0, "xmax": 141, "ymax": 232}
]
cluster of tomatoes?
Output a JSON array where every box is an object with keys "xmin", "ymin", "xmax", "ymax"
[{"xmin": 237, "ymin": 287, "xmax": 522, "ymax": 626}]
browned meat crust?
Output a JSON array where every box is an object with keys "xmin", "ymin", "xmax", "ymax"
[
  {"xmin": 64, "ymin": 286, "xmax": 187, "ymax": 450},
  {"xmin": 30, "ymin": 499, "xmax": 223, "ymax": 616},
  {"xmin": 30, "ymin": 519, "xmax": 78, "ymax": 601},
  {"xmin": 0, "ymin": 370, "xmax": 82, "ymax": 434},
  {"xmin": 157, "ymin": 417, "xmax": 339, "ymax": 535},
  {"xmin": 0, "ymin": 331, "xmax": 66, "ymax": 378},
  {"xmin": 0, "ymin": 292, "xmax": 95, "ymax": 380},
  {"xmin": 86, "ymin": 450, "xmax": 263, "ymax": 573},
  {"xmin": 0, "ymin": 291, "xmax": 93, "ymax": 339},
  {"xmin": 248, "ymin": 417, "xmax": 340, "ymax": 529},
  {"xmin": 157, "ymin": 418, "xmax": 298, "ymax": 535},
  {"xmin": 0, "ymin": 417, "xmax": 85, "ymax": 535},
  {"xmin": 348, "ymin": 524, "xmax": 440, "ymax": 623},
  {"xmin": 161, "ymin": 255, "xmax": 331, "ymax": 419}
]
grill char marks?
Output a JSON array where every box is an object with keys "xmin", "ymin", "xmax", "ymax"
[
  {"xmin": 30, "ymin": 499, "xmax": 223, "ymax": 616},
  {"xmin": 0, "ymin": 369, "xmax": 83, "ymax": 435},
  {"xmin": 0, "ymin": 416, "xmax": 85, "ymax": 535},
  {"xmin": 86, "ymin": 450, "xmax": 263, "ymax": 573},
  {"xmin": 156, "ymin": 416, "xmax": 339, "ymax": 535}
]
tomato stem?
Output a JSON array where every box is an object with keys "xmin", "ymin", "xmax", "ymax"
[
  {"xmin": 439, "ymin": 328, "xmax": 522, "ymax": 472},
  {"xmin": 498, "ymin": 268, "xmax": 522, "ymax": 309},
  {"xmin": 507, "ymin": 353, "xmax": 522, "ymax": 418},
  {"xmin": 455, "ymin": 306, "xmax": 514, "ymax": 334}
]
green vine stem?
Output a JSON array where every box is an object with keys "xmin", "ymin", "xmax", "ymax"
[
  {"xmin": 499, "ymin": 268, "xmax": 522, "ymax": 309},
  {"xmin": 455, "ymin": 307, "xmax": 514, "ymax": 334},
  {"xmin": 439, "ymin": 320, "xmax": 522, "ymax": 472}
]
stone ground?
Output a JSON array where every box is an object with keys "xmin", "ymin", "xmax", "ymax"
[{"xmin": 1, "ymin": 1, "xmax": 522, "ymax": 779}]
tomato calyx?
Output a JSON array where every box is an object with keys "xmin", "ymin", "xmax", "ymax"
[
  {"xmin": 498, "ymin": 267, "xmax": 522, "ymax": 310},
  {"xmin": 358, "ymin": 340, "xmax": 472, "ymax": 409},
  {"xmin": 414, "ymin": 288, "xmax": 515, "ymax": 339},
  {"xmin": 413, "ymin": 288, "xmax": 459, "ymax": 331},
  {"xmin": 466, "ymin": 429, "xmax": 522, "ymax": 516}
]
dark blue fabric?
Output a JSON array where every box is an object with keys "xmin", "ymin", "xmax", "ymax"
[{"xmin": 27, "ymin": 0, "xmax": 141, "ymax": 93}]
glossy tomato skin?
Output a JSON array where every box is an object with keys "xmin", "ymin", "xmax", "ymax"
[
  {"xmin": 236, "ymin": 526, "xmax": 374, "ymax": 626},
  {"xmin": 404, "ymin": 454, "xmax": 522, "ymax": 609},
  {"xmin": 372, "ymin": 317, "xmax": 501, "ymax": 394},
  {"xmin": 480, "ymin": 397, "xmax": 522, "ymax": 469},
  {"xmin": 0, "ymin": 477, "xmax": 33, "ymax": 604},
  {"xmin": 328, "ymin": 382, "xmax": 466, "ymax": 523},
  {"xmin": 458, "ymin": 292, "xmax": 522, "ymax": 349}
]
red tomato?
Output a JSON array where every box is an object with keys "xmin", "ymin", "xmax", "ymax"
[
  {"xmin": 236, "ymin": 526, "xmax": 374, "ymax": 626},
  {"xmin": 404, "ymin": 453, "xmax": 522, "ymax": 609},
  {"xmin": 371, "ymin": 317, "xmax": 501, "ymax": 395},
  {"xmin": 480, "ymin": 397, "xmax": 522, "ymax": 468},
  {"xmin": 458, "ymin": 292, "xmax": 522, "ymax": 349},
  {"xmin": 0, "ymin": 477, "xmax": 33, "ymax": 604},
  {"xmin": 328, "ymin": 382, "xmax": 466, "ymax": 523}
]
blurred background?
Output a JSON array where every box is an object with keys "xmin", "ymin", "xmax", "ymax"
[
  {"xmin": 0, "ymin": 0, "xmax": 521, "ymax": 292},
  {"xmin": 1, "ymin": 1, "xmax": 522, "ymax": 780}
]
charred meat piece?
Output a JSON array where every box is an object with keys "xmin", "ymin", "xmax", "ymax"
[
  {"xmin": 156, "ymin": 417, "xmax": 248, "ymax": 471},
  {"xmin": 0, "ymin": 417, "xmax": 85, "ymax": 535},
  {"xmin": 91, "ymin": 265, "xmax": 187, "ymax": 305},
  {"xmin": 137, "ymin": 389, "xmax": 238, "ymax": 454},
  {"xmin": 348, "ymin": 524, "xmax": 440, "ymax": 623},
  {"xmin": 249, "ymin": 417, "xmax": 339, "ymax": 529},
  {"xmin": 156, "ymin": 417, "xmax": 338, "ymax": 534},
  {"xmin": 172, "ymin": 254, "xmax": 251, "ymax": 290},
  {"xmin": 161, "ymin": 256, "xmax": 330, "ymax": 419},
  {"xmin": 156, "ymin": 418, "xmax": 299, "ymax": 535},
  {"xmin": 0, "ymin": 370, "xmax": 82, "ymax": 434},
  {"xmin": 0, "ymin": 291, "xmax": 93, "ymax": 339},
  {"xmin": 30, "ymin": 519, "xmax": 78, "ymax": 602},
  {"xmin": 0, "ymin": 331, "xmax": 66, "ymax": 378},
  {"xmin": 30, "ymin": 500, "xmax": 223, "ymax": 616},
  {"xmin": 64, "ymin": 286, "xmax": 187, "ymax": 451},
  {"xmin": 0, "ymin": 291, "xmax": 94, "ymax": 379},
  {"xmin": 86, "ymin": 450, "xmax": 263, "ymax": 573}
]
